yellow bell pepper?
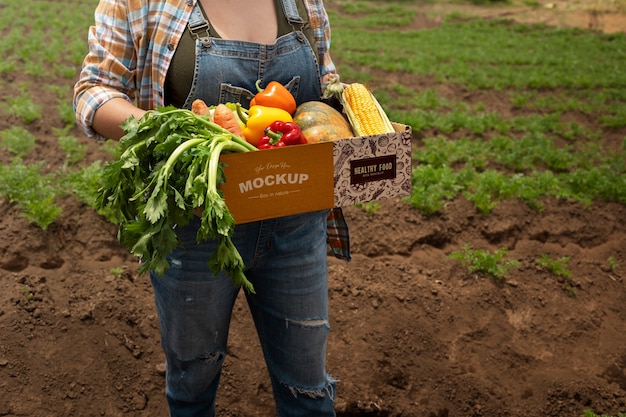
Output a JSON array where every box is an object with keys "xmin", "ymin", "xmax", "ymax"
[{"xmin": 241, "ymin": 105, "xmax": 293, "ymax": 147}]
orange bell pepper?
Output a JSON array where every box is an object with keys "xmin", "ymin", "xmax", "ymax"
[{"xmin": 249, "ymin": 80, "xmax": 297, "ymax": 115}]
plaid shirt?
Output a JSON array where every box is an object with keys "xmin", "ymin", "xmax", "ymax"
[
  {"xmin": 74, "ymin": 0, "xmax": 337, "ymax": 138},
  {"xmin": 74, "ymin": 0, "xmax": 350, "ymax": 261}
]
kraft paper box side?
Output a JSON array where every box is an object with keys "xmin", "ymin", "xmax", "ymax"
[
  {"xmin": 219, "ymin": 123, "xmax": 412, "ymax": 224},
  {"xmin": 332, "ymin": 123, "xmax": 412, "ymax": 207}
]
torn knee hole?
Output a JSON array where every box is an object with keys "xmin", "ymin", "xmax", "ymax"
[
  {"xmin": 192, "ymin": 351, "xmax": 224, "ymax": 364},
  {"xmin": 285, "ymin": 375, "xmax": 337, "ymax": 399},
  {"xmin": 285, "ymin": 318, "xmax": 329, "ymax": 328}
]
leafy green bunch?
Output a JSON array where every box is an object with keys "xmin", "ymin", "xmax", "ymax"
[{"xmin": 96, "ymin": 107, "xmax": 257, "ymax": 292}]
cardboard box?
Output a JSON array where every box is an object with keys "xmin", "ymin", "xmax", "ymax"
[{"xmin": 219, "ymin": 123, "xmax": 412, "ymax": 223}]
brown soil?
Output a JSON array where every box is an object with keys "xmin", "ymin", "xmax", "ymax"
[
  {"xmin": 416, "ymin": 0, "xmax": 626, "ymax": 34},
  {"xmin": 1, "ymin": 2, "xmax": 626, "ymax": 417}
]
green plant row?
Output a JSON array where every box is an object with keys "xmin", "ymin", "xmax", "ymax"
[
  {"xmin": 1, "ymin": 0, "xmax": 625, "ymax": 238},
  {"xmin": 0, "ymin": 0, "xmax": 91, "ymax": 79},
  {"xmin": 447, "ymin": 245, "xmax": 619, "ymax": 298},
  {"xmin": 326, "ymin": 1, "xmax": 626, "ymax": 218},
  {"xmin": 409, "ymin": 152, "xmax": 626, "ymax": 216},
  {"xmin": 0, "ymin": 125, "xmax": 110, "ymax": 230},
  {"xmin": 0, "ymin": 156, "xmax": 106, "ymax": 230},
  {"xmin": 331, "ymin": 5, "xmax": 626, "ymax": 91}
]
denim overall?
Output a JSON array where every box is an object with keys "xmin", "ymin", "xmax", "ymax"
[
  {"xmin": 180, "ymin": 0, "xmax": 322, "ymax": 109},
  {"xmin": 150, "ymin": 1, "xmax": 336, "ymax": 416}
]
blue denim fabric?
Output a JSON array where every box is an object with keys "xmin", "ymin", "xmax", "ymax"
[
  {"xmin": 181, "ymin": 7, "xmax": 322, "ymax": 110},
  {"xmin": 150, "ymin": 210, "xmax": 336, "ymax": 417},
  {"xmin": 182, "ymin": 33, "xmax": 322, "ymax": 110}
]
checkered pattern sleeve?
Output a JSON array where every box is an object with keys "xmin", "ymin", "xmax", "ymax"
[
  {"xmin": 303, "ymin": 0, "xmax": 338, "ymax": 88},
  {"xmin": 73, "ymin": 0, "xmax": 190, "ymax": 139}
]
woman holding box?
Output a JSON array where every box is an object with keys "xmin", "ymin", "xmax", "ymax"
[{"xmin": 74, "ymin": 0, "xmax": 349, "ymax": 415}]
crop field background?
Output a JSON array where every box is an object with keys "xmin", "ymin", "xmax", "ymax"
[{"xmin": 1, "ymin": 0, "xmax": 626, "ymax": 416}]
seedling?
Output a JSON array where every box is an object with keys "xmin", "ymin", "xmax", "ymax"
[
  {"xmin": 448, "ymin": 244, "xmax": 521, "ymax": 280},
  {"xmin": 407, "ymin": 165, "xmax": 464, "ymax": 215},
  {"xmin": 60, "ymin": 161, "xmax": 104, "ymax": 210},
  {"xmin": 57, "ymin": 134, "xmax": 87, "ymax": 166},
  {"xmin": 57, "ymin": 100, "xmax": 78, "ymax": 128},
  {"xmin": 583, "ymin": 409, "xmax": 626, "ymax": 417},
  {"xmin": 537, "ymin": 254, "xmax": 572, "ymax": 278},
  {"xmin": 607, "ymin": 256, "xmax": 619, "ymax": 272},
  {"xmin": 0, "ymin": 159, "xmax": 62, "ymax": 230},
  {"xmin": 536, "ymin": 254, "xmax": 576, "ymax": 297},
  {"xmin": 355, "ymin": 201, "xmax": 381, "ymax": 216},
  {"xmin": 0, "ymin": 126, "xmax": 36, "ymax": 157},
  {"xmin": 4, "ymin": 85, "xmax": 41, "ymax": 124},
  {"xmin": 21, "ymin": 285, "xmax": 34, "ymax": 303},
  {"xmin": 110, "ymin": 266, "xmax": 126, "ymax": 279}
]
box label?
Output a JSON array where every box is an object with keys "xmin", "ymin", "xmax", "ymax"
[
  {"xmin": 220, "ymin": 143, "xmax": 335, "ymax": 224},
  {"xmin": 350, "ymin": 155, "xmax": 397, "ymax": 184}
]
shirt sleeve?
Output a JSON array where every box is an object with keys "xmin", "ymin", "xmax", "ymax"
[
  {"xmin": 73, "ymin": 0, "xmax": 138, "ymax": 139},
  {"xmin": 303, "ymin": 0, "xmax": 338, "ymax": 89}
]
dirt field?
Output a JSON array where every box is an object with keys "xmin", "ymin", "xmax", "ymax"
[
  {"xmin": 1, "ymin": 1, "xmax": 626, "ymax": 416},
  {"xmin": 419, "ymin": 0, "xmax": 626, "ymax": 34}
]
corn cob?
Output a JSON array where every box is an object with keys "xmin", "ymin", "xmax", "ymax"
[{"xmin": 341, "ymin": 83, "xmax": 395, "ymax": 136}]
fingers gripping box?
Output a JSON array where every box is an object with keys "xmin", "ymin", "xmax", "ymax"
[{"xmin": 219, "ymin": 123, "xmax": 412, "ymax": 224}]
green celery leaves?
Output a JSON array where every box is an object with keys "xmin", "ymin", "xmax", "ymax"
[{"xmin": 96, "ymin": 106, "xmax": 257, "ymax": 292}]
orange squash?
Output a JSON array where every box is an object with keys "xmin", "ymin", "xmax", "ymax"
[{"xmin": 293, "ymin": 101, "xmax": 353, "ymax": 143}]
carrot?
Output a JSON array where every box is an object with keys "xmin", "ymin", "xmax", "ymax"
[
  {"xmin": 213, "ymin": 103, "xmax": 244, "ymax": 138},
  {"xmin": 191, "ymin": 99, "xmax": 211, "ymax": 116}
]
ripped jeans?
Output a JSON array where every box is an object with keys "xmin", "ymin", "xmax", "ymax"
[{"xmin": 150, "ymin": 210, "xmax": 336, "ymax": 417}]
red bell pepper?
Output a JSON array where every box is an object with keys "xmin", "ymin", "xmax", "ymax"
[{"xmin": 257, "ymin": 121, "xmax": 307, "ymax": 149}]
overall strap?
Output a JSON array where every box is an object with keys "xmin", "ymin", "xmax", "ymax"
[
  {"xmin": 188, "ymin": 2, "xmax": 211, "ymax": 47},
  {"xmin": 280, "ymin": 0, "xmax": 307, "ymax": 42},
  {"xmin": 280, "ymin": 0, "xmax": 304, "ymax": 25}
]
